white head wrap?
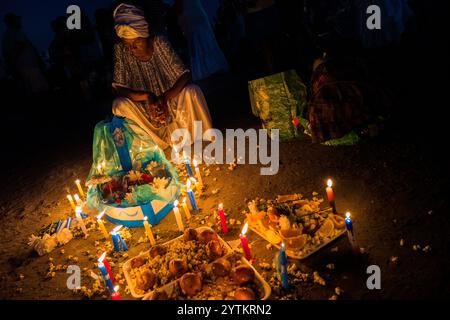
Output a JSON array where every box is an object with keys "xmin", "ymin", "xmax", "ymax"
[{"xmin": 113, "ymin": 3, "xmax": 149, "ymax": 39}]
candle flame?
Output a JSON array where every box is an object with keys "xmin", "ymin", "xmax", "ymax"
[
  {"xmin": 186, "ymin": 179, "xmax": 191, "ymax": 189},
  {"xmin": 74, "ymin": 194, "xmax": 80, "ymax": 201},
  {"xmin": 327, "ymin": 179, "xmax": 333, "ymax": 188},
  {"xmin": 97, "ymin": 210, "xmax": 106, "ymax": 220},
  {"xmin": 114, "ymin": 285, "xmax": 119, "ymax": 292},
  {"xmin": 143, "ymin": 216, "xmax": 148, "ymax": 221},
  {"xmin": 75, "ymin": 179, "xmax": 80, "ymax": 185},
  {"xmin": 346, "ymin": 212, "xmax": 351, "ymax": 219},
  {"xmin": 182, "ymin": 150, "xmax": 187, "ymax": 158},
  {"xmin": 111, "ymin": 225, "xmax": 123, "ymax": 234},
  {"xmin": 101, "ymin": 161, "xmax": 106, "ymax": 168},
  {"xmin": 98, "ymin": 251, "xmax": 106, "ymax": 263},
  {"xmin": 190, "ymin": 177, "xmax": 197, "ymax": 183},
  {"xmin": 75, "ymin": 206, "xmax": 82, "ymax": 214},
  {"xmin": 281, "ymin": 241, "xmax": 285, "ymax": 249},
  {"xmin": 183, "ymin": 197, "xmax": 187, "ymax": 204},
  {"xmin": 67, "ymin": 195, "xmax": 73, "ymax": 200},
  {"xmin": 218, "ymin": 203, "xmax": 223, "ymax": 210},
  {"xmin": 174, "ymin": 200, "xmax": 179, "ymax": 207},
  {"xmin": 193, "ymin": 159, "xmax": 198, "ymax": 167},
  {"xmin": 241, "ymin": 222, "xmax": 248, "ymax": 235}
]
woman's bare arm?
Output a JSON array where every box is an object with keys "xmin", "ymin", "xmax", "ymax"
[{"xmin": 113, "ymin": 84, "xmax": 156, "ymax": 103}]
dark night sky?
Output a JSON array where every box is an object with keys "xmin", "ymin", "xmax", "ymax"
[{"xmin": 0, "ymin": 0, "xmax": 219, "ymax": 56}]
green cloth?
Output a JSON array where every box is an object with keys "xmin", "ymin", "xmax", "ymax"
[{"xmin": 248, "ymin": 70, "xmax": 308, "ymax": 141}]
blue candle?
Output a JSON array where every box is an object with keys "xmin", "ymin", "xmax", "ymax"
[
  {"xmin": 345, "ymin": 212, "xmax": 353, "ymax": 234},
  {"xmin": 277, "ymin": 242, "xmax": 289, "ymax": 289},
  {"xmin": 345, "ymin": 212, "xmax": 359, "ymax": 253},
  {"xmin": 118, "ymin": 235, "xmax": 128, "ymax": 251},
  {"xmin": 54, "ymin": 220, "xmax": 62, "ymax": 234},
  {"xmin": 111, "ymin": 225, "xmax": 127, "ymax": 252},
  {"xmin": 66, "ymin": 217, "xmax": 72, "ymax": 229},
  {"xmin": 98, "ymin": 254, "xmax": 115, "ymax": 293},
  {"xmin": 186, "ymin": 180, "xmax": 198, "ymax": 211},
  {"xmin": 183, "ymin": 151, "xmax": 194, "ymax": 177},
  {"xmin": 112, "ymin": 234, "xmax": 120, "ymax": 252}
]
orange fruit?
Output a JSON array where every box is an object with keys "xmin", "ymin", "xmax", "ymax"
[
  {"xmin": 329, "ymin": 214, "xmax": 345, "ymax": 229},
  {"xmin": 317, "ymin": 218, "xmax": 334, "ymax": 238}
]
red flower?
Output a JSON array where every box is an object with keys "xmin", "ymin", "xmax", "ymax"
[{"xmin": 141, "ymin": 173, "xmax": 153, "ymax": 184}]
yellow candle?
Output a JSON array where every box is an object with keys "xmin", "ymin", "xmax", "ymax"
[
  {"xmin": 74, "ymin": 194, "xmax": 83, "ymax": 206},
  {"xmin": 143, "ymin": 217, "xmax": 156, "ymax": 245},
  {"xmin": 96, "ymin": 210, "xmax": 109, "ymax": 239},
  {"xmin": 67, "ymin": 195, "xmax": 76, "ymax": 209},
  {"xmin": 193, "ymin": 159, "xmax": 203, "ymax": 187},
  {"xmin": 75, "ymin": 179, "xmax": 85, "ymax": 198},
  {"xmin": 173, "ymin": 200, "xmax": 184, "ymax": 231},
  {"xmin": 181, "ymin": 197, "xmax": 191, "ymax": 220}
]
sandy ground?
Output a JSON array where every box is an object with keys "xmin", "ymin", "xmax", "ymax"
[{"xmin": 0, "ymin": 70, "xmax": 449, "ymax": 300}]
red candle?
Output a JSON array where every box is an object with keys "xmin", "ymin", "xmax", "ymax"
[
  {"xmin": 239, "ymin": 222, "xmax": 252, "ymax": 261},
  {"xmin": 326, "ymin": 179, "xmax": 336, "ymax": 213},
  {"xmin": 218, "ymin": 203, "xmax": 228, "ymax": 235},
  {"xmin": 98, "ymin": 252, "xmax": 116, "ymax": 284},
  {"xmin": 111, "ymin": 285, "xmax": 121, "ymax": 300}
]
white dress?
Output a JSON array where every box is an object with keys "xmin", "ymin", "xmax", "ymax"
[{"xmin": 178, "ymin": 0, "xmax": 228, "ymax": 81}]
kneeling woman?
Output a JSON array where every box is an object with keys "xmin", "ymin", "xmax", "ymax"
[{"xmin": 112, "ymin": 3, "xmax": 212, "ymax": 149}]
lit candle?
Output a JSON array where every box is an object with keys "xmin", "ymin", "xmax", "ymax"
[
  {"xmin": 96, "ymin": 210, "xmax": 109, "ymax": 239},
  {"xmin": 143, "ymin": 216, "xmax": 156, "ymax": 245},
  {"xmin": 183, "ymin": 151, "xmax": 194, "ymax": 177},
  {"xmin": 111, "ymin": 285, "xmax": 122, "ymax": 300},
  {"xmin": 181, "ymin": 197, "xmax": 191, "ymax": 220},
  {"xmin": 193, "ymin": 159, "xmax": 203, "ymax": 187},
  {"xmin": 75, "ymin": 179, "xmax": 85, "ymax": 198},
  {"xmin": 345, "ymin": 212, "xmax": 359, "ymax": 253},
  {"xmin": 186, "ymin": 179, "xmax": 199, "ymax": 211},
  {"xmin": 218, "ymin": 203, "xmax": 228, "ymax": 235},
  {"xmin": 111, "ymin": 225, "xmax": 127, "ymax": 252},
  {"xmin": 172, "ymin": 200, "xmax": 184, "ymax": 232},
  {"xmin": 67, "ymin": 195, "xmax": 76, "ymax": 210},
  {"xmin": 239, "ymin": 222, "xmax": 252, "ymax": 261},
  {"xmin": 98, "ymin": 251, "xmax": 116, "ymax": 284},
  {"xmin": 74, "ymin": 194, "xmax": 83, "ymax": 206},
  {"xmin": 97, "ymin": 163, "xmax": 103, "ymax": 175},
  {"xmin": 98, "ymin": 252, "xmax": 115, "ymax": 293},
  {"xmin": 75, "ymin": 206, "xmax": 88, "ymax": 238},
  {"xmin": 326, "ymin": 179, "xmax": 337, "ymax": 214},
  {"xmin": 190, "ymin": 177, "xmax": 201, "ymax": 196},
  {"xmin": 277, "ymin": 242, "xmax": 289, "ymax": 289}
]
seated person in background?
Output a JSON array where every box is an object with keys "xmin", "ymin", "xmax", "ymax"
[
  {"xmin": 306, "ymin": 56, "xmax": 387, "ymax": 143},
  {"xmin": 112, "ymin": 2, "xmax": 212, "ymax": 149}
]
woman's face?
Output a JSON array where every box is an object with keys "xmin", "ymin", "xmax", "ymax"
[{"xmin": 122, "ymin": 37, "xmax": 151, "ymax": 60}]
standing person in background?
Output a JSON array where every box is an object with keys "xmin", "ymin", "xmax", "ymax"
[
  {"xmin": 174, "ymin": 0, "xmax": 228, "ymax": 81},
  {"xmin": 2, "ymin": 13, "xmax": 48, "ymax": 96},
  {"xmin": 244, "ymin": 0, "xmax": 282, "ymax": 75}
]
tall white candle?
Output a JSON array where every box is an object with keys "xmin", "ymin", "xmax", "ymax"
[{"xmin": 173, "ymin": 200, "xmax": 184, "ymax": 232}]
